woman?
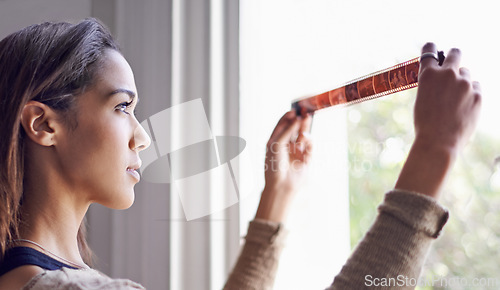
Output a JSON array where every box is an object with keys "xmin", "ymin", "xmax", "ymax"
[
  {"xmin": 0, "ymin": 18, "xmax": 151, "ymax": 289},
  {"xmin": 0, "ymin": 18, "xmax": 480, "ymax": 289}
]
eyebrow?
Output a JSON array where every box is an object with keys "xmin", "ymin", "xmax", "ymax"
[{"xmin": 108, "ymin": 88, "xmax": 139, "ymax": 103}]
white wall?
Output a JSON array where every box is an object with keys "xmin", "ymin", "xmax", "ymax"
[{"xmin": 0, "ymin": 0, "xmax": 91, "ymax": 38}]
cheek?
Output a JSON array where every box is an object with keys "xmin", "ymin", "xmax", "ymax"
[{"xmin": 62, "ymin": 119, "xmax": 129, "ymax": 183}]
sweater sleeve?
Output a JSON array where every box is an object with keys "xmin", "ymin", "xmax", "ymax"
[
  {"xmin": 223, "ymin": 219, "xmax": 288, "ymax": 290},
  {"xmin": 328, "ymin": 189, "xmax": 449, "ymax": 289},
  {"xmin": 224, "ymin": 190, "xmax": 448, "ymax": 290}
]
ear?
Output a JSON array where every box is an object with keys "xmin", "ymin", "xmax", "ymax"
[{"xmin": 21, "ymin": 101, "xmax": 62, "ymax": 146}]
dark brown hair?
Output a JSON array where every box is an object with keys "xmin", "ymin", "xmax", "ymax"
[{"xmin": 0, "ymin": 18, "xmax": 120, "ymax": 264}]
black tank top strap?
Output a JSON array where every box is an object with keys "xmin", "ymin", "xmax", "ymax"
[{"xmin": 0, "ymin": 246, "xmax": 77, "ymax": 276}]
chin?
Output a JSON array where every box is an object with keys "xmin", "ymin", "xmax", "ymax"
[
  {"xmin": 112, "ymin": 200, "xmax": 135, "ymax": 210},
  {"xmin": 100, "ymin": 190, "xmax": 136, "ymax": 210},
  {"xmin": 114, "ymin": 195, "xmax": 135, "ymax": 210}
]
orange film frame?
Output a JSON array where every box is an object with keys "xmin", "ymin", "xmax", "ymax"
[{"xmin": 292, "ymin": 51, "xmax": 445, "ymax": 116}]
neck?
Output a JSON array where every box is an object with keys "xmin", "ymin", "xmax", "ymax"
[{"xmin": 19, "ymin": 169, "xmax": 91, "ymax": 268}]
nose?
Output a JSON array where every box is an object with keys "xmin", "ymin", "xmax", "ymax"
[{"xmin": 131, "ymin": 122, "xmax": 152, "ymax": 152}]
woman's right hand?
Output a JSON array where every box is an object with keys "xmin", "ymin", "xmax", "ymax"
[
  {"xmin": 395, "ymin": 43, "xmax": 482, "ymax": 199},
  {"xmin": 414, "ymin": 42, "xmax": 482, "ymax": 152}
]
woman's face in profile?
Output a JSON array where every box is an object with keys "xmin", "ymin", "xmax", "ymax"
[{"xmin": 55, "ymin": 49, "xmax": 151, "ymax": 209}]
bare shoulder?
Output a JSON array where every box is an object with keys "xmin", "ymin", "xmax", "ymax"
[{"xmin": 0, "ymin": 265, "xmax": 44, "ymax": 289}]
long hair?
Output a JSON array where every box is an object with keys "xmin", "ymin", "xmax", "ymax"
[{"xmin": 0, "ymin": 18, "xmax": 120, "ymax": 264}]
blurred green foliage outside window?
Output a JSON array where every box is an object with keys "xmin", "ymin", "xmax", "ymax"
[{"xmin": 348, "ymin": 90, "xmax": 500, "ymax": 289}]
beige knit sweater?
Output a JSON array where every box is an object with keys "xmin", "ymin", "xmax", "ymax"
[
  {"xmin": 22, "ymin": 190, "xmax": 448, "ymax": 289},
  {"xmin": 224, "ymin": 190, "xmax": 449, "ymax": 290}
]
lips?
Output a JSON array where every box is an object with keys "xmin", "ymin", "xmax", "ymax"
[
  {"xmin": 127, "ymin": 168, "xmax": 141, "ymax": 181},
  {"xmin": 127, "ymin": 160, "xmax": 142, "ymax": 181}
]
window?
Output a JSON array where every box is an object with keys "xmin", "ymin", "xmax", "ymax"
[
  {"xmin": 240, "ymin": 1, "xmax": 351, "ymax": 288},
  {"xmin": 240, "ymin": 0, "xmax": 500, "ymax": 288}
]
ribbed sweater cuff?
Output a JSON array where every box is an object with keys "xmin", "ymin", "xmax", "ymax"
[
  {"xmin": 247, "ymin": 219, "xmax": 288, "ymax": 245},
  {"xmin": 223, "ymin": 219, "xmax": 288, "ymax": 290},
  {"xmin": 329, "ymin": 190, "xmax": 450, "ymax": 289},
  {"xmin": 381, "ymin": 190, "xmax": 449, "ymax": 238}
]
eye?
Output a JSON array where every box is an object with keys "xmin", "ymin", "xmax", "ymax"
[{"xmin": 116, "ymin": 101, "xmax": 133, "ymax": 115}]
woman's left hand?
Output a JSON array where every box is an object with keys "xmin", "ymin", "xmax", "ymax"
[{"xmin": 256, "ymin": 110, "xmax": 313, "ymax": 222}]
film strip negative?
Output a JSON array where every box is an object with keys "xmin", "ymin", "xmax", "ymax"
[{"xmin": 292, "ymin": 51, "xmax": 445, "ymax": 116}]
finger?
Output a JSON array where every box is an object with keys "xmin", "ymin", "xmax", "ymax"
[
  {"xmin": 299, "ymin": 114, "xmax": 313, "ymax": 134},
  {"xmin": 290, "ymin": 136, "xmax": 313, "ymax": 162},
  {"xmin": 442, "ymin": 48, "xmax": 462, "ymax": 70},
  {"xmin": 295, "ymin": 116, "xmax": 313, "ymax": 149},
  {"xmin": 472, "ymin": 81, "xmax": 482, "ymax": 105},
  {"xmin": 268, "ymin": 111, "xmax": 297, "ymax": 143},
  {"xmin": 472, "ymin": 81, "xmax": 482, "ymax": 93},
  {"xmin": 304, "ymin": 140, "xmax": 313, "ymax": 162},
  {"xmin": 299, "ymin": 138, "xmax": 313, "ymax": 163},
  {"xmin": 276, "ymin": 119, "xmax": 300, "ymax": 144},
  {"xmin": 459, "ymin": 67, "xmax": 471, "ymax": 80},
  {"xmin": 420, "ymin": 42, "xmax": 439, "ymax": 71},
  {"xmin": 294, "ymin": 130, "xmax": 310, "ymax": 153}
]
